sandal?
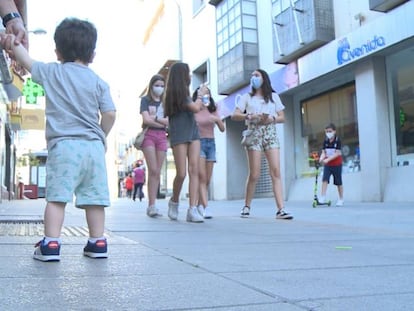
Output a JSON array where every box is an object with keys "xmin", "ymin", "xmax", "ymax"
[{"xmin": 240, "ymin": 206, "xmax": 250, "ymax": 217}]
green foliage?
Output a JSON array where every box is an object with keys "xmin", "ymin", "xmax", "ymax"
[{"xmin": 16, "ymin": 153, "xmax": 40, "ymax": 167}]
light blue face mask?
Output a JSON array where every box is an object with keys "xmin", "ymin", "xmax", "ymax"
[{"xmin": 250, "ymin": 76, "xmax": 263, "ymax": 89}]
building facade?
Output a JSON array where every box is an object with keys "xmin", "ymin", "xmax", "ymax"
[
  {"xmin": 0, "ymin": 0, "xmax": 28, "ymax": 201},
  {"xmin": 138, "ymin": 0, "xmax": 414, "ymax": 202}
]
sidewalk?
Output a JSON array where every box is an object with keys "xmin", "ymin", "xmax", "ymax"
[{"xmin": 1, "ymin": 197, "xmax": 414, "ymax": 310}]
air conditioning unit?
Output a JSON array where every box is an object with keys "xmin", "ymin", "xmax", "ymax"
[{"xmin": 369, "ymin": 0, "xmax": 409, "ymax": 12}]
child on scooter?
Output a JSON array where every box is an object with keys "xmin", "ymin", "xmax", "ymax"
[{"xmin": 319, "ymin": 123, "xmax": 344, "ymax": 206}]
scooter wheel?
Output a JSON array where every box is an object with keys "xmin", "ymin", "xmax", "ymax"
[
  {"xmin": 312, "ymin": 200, "xmax": 317, "ymax": 208},
  {"xmin": 327, "ymin": 200, "xmax": 331, "ymax": 206}
]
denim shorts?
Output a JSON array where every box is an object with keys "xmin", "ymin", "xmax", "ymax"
[
  {"xmin": 141, "ymin": 128, "xmax": 168, "ymax": 152},
  {"xmin": 46, "ymin": 139, "xmax": 110, "ymax": 208},
  {"xmin": 200, "ymin": 138, "xmax": 216, "ymax": 162}
]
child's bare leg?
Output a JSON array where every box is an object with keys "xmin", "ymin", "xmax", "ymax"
[
  {"xmin": 44, "ymin": 202, "xmax": 66, "ymax": 238},
  {"xmin": 85, "ymin": 205, "xmax": 105, "ymax": 238},
  {"xmin": 338, "ymin": 185, "xmax": 344, "ymax": 200},
  {"xmin": 321, "ymin": 181, "xmax": 328, "ymax": 197}
]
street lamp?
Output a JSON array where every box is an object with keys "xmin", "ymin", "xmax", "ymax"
[
  {"xmin": 28, "ymin": 28, "xmax": 47, "ymax": 35},
  {"xmin": 172, "ymin": 0, "xmax": 182, "ymax": 60}
]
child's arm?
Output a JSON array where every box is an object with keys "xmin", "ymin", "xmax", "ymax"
[
  {"xmin": 321, "ymin": 149, "xmax": 341, "ymax": 164},
  {"xmin": 330, "ymin": 149, "xmax": 342, "ymax": 161},
  {"xmin": 0, "ymin": 34, "xmax": 34, "ymax": 71},
  {"xmin": 319, "ymin": 150, "xmax": 326, "ymax": 162},
  {"xmin": 212, "ymin": 113, "xmax": 225, "ymax": 132},
  {"xmin": 188, "ymin": 97, "xmax": 204, "ymax": 113},
  {"xmin": 100, "ymin": 110, "xmax": 116, "ymax": 136}
]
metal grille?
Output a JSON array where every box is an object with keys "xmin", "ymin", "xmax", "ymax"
[
  {"xmin": 0, "ymin": 220, "xmax": 91, "ymax": 237},
  {"xmin": 255, "ymin": 154, "xmax": 273, "ymax": 194}
]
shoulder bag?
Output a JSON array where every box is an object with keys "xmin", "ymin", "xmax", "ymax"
[{"xmin": 134, "ymin": 127, "xmax": 148, "ymax": 150}]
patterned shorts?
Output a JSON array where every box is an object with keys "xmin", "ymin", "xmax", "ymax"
[
  {"xmin": 245, "ymin": 124, "xmax": 280, "ymax": 151},
  {"xmin": 46, "ymin": 139, "xmax": 110, "ymax": 208}
]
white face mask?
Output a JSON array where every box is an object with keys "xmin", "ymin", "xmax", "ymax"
[
  {"xmin": 152, "ymin": 86, "xmax": 164, "ymax": 97},
  {"xmin": 326, "ymin": 132, "xmax": 335, "ymax": 139}
]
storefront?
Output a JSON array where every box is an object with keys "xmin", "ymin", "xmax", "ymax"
[
  {"xmin": 285, "ymin": 1, "xmax": 414, "ymax": 202},
  {"xmin": 219, "ymin": 1, "xmax": 414, "ymax": 202}
]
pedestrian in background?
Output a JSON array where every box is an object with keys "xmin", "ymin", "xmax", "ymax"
[
  {"xmin": 318, "ymin": 123, "xmax": 344, "ymax": 206},
  {"xmin": 193, "ymin": 85, "xmax": 225, "ymax": 219},
  {"xmin": 140, "ymin": 74, "xmax": 168, "ymax": 217},
  {"xmin": 231, "ymin": 69, "xmax": 293, "ymax": 220},
  {"xmin": 163, "ymin": 62, "xmax": 206, "ymax": 223},
  {"xmin": 132, "ymin": 161, "xmax": 145, "ymax": 202},
  {"xmin": 0, "ymin": 18, "xmax": 116, "ymax": 261},
  {"xmin": 124, "ymin": 173, "xmax": 133, "ymax": 199}
]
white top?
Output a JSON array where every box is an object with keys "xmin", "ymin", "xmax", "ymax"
[{"xmin": 235, "ymin": 92, "xmax": 285, "ymax": 126}]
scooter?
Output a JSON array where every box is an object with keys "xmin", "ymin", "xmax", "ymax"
[{"xmin": 310, "ymin": 152, "xmax": 331, "ymax": 208}]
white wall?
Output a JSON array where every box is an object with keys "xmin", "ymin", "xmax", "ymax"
[{"xmin": 333, "ymin": 0, "xmax": 384, "ymax": 37}]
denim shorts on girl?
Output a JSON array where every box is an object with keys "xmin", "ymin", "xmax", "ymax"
[
  {"xmin": 200, "ymin": 138, "xmax": 216, "ymax": 162},
  {"xmin": 46, "ymin": 139, "xmax": 110, "ymax": 208},
  {"xmin": 141, "ymin": 128, "xmax": 168, "ymax": 152}
]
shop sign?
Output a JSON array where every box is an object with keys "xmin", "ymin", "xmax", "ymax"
[{"xmin": 337, "ymin": 35, "xmax": 386, "ymax": 65}]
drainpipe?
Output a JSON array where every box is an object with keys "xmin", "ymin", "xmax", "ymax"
[{"xmin": 172, "ymin": 0, "xmax": 183, "ymax": 60}]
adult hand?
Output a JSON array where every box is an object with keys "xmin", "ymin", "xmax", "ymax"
[
  {"xmin": 5, "ymin": 17, "xmax": 28, "ymax": 48},
  {"xmin": 2, "ymin": 19, "xmax": 27, "ymax": 60},
  {"xmin": 0, "ymin": 32, "xmax": 14, "ymax": 52}
]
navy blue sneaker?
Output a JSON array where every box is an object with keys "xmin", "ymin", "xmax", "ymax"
[
  {"xmin": 33, "ymin": 238, "xmax": 61, "ymax": 262},
  {"xmin": 83, "ymin": 238, "xmax": 108, "ymax": 258}
]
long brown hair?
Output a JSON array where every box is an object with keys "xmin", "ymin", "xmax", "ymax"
[
  {"xmin": 164, "ymin": 62, "xmax": 191, "ymax": 117},
  {"xmin": 249, "ymin": 69, "xmax": 275, "ymax": 103}
]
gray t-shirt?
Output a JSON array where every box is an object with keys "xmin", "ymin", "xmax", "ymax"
[
  {"xmin": 139, "ymin": 95, "xmax": 164, "ymax": 130},
  {"xmin": 168, "ymin": 96, "xmax": 200, "ymax": 146},
  {"xmin": 31, "ymin": 62, "xmax": 116, "ymax": 149}
]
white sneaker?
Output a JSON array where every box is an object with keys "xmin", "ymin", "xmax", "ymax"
[
  {"xmin": 336, "ymin": 199, "xmax": 344, "ymax": 206},
  {"xmin": 197, "ymin": 205, "xmax": 204, "ymax": 217},
  {"xmin": 168, "ymin": 199, "xmax": 179, "ymax": 220},
  {"xmin": 186, "ymin": 207, "xmax": 204, "ymax": 223},
  {"xmin": 146, "ymin": 205, "xmax": 162, "ymax": 217},
  {"xmin": 319, "ymin": 196, "xmax": 326, "ymax": 204},
  {"xmin": 203, "ymin": 206, "xmax": 212, "ymax": 219}
]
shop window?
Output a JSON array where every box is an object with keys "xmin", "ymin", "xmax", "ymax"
[
  {"xmin": 211, "ymin": 0, "xmax": 259, "ymax": 95},
  {"xmin": 300, "ymin": 84, "xmax": 360, "ymax": 176},
  {"xmin": 192, "ymin": 61, "xmax": 210, "ymax": 88},
  {"xmin": 389, "ymin": 50, "xmax": 414, "ymax": 160}
]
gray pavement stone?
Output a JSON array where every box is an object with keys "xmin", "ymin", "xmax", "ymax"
[{"xmin": 1, "ymin": 197, "xmax": 414, "ymax": 310}]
